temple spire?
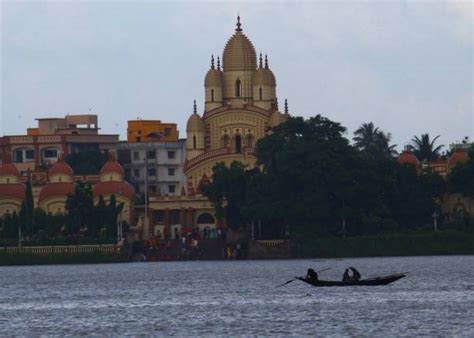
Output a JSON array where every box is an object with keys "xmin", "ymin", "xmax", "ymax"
[
  {"xmin": 217, "ymin": 56, "xmax": 221, "ymax": 70},
  {"xmin": 193, "ymin": 100, "xmax": 197, "ymax": 114},
  {"xmin": 236, "ymin": 15, "xmax": 242, "ymax": 32},
  {"xmin": 284, "ymin": 99, "xmax": 289, "ymax": 114},
  {"xmin": 259, "ymin": 53, "xmax": 263, "ymax": 68},
  {"xmin": 275, "ymin": 98, "xmax": 279, "ymax": 111},
  {"xmin": 265, "ymin": 54, "xmax": 269, "ymax": 69},
  {"xmin": 211, "ymin": 55, "xmax": 215, "ymax": 69}
]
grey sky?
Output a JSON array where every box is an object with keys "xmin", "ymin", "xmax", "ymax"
[{"xmin": 1, "ymin": 1, "xmax": 472, "ymax": 151}]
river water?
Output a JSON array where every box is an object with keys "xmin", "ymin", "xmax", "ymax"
[{"xmin": 0, "ymin": 256, "xmax": 473, "ymax": 336}]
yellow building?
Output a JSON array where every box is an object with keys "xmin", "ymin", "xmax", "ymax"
[
  {"xmin": 148, "ymin": 17, "xmax": 289, "ymax": 238},
  {"xmin": 127, "ymin": 120, "xmax": 179, "ymax": 143}
]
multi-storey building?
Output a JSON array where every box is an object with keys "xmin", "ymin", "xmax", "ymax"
[
  {"xmin": 0, "ymin": 114, "xmax": 119, "ymax": 174},
  {"xmin": 117, "ymin": 138, "xmax": 186, "ymax": 198}
]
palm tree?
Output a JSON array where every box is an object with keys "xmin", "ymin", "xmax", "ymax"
[
  {"xmin": 353, "ymin": 122, "xmax": 397, "ymax": 157},
  {"xmin": 411, "ymin": 134, "xmax": 443, "ymax": 161}
]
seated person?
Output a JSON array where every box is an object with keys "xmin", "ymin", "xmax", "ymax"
[
  {"xmin": 306, "ymin": 268, "xmax": 318, "ymax": 281},
  {"xmin": 349, "ymin": 267, "xmax": 362, "ymax": 281},
  {"xmin": 342, "ymin": 268, "xmax": 352, "ymax": 282}
]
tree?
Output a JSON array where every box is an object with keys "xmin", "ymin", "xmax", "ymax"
[
  {"xmin": 19, "ymin": 180, "xmax": 35, "ymax": 236},
  {"xmin": 65, "ymin": 151, "xmax": 108, "ymax": 175},
  {"xmin": 411, "ymin": 134, "xmax": 443, "ymax": 162},
  {"xmin": 65, "ymin": 182, "xmax": 94, "ymax": 234},
  {"xmin": 202, "ymin": 161, "xmax": 249, "ymax": 231},
  {"xmin": 449, "ymin": 159, "xmax": 474, "ymax": 198},
  {"xmin": 353, "ymin": 122, "xmax": 397, "ymax": 158}
]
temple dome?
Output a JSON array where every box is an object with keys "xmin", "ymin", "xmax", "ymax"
[
  {"xmin": 38, "ymin": 182, "xmax": 74, "ymax": 203},
  {"xmin": 0, "ymin": 184, "xmax": 25, "ymax": 201},
  {"xmin": 205, "ymin": 68, "xmax": 223, "ymax": 87},
  {"xmin": 223, "ymin": 18, "xmax": 257, "ymax": 71},
  {"xmin": 48, "ymin": 159, "xmax": 73, "ymax": 177},
  {"xmin": 0, "ymin": 163, "xmax": 20, "ymax": 178},
  {"xmin": 186, "ymin": 113, "xmax": 204, "ymax": 132},
  {"xmin": 448, "ymin": 148, "xmax": 469, "ymax": 168},
  {"xmin": 269, "ymin": 111, "xmax": 283, "ymax": 128},
  {"xmin": 253, "ymin": 67, "xmax": 276, "ymax": 87},
  {"xmin": 399, "ymin": 150, "xmax": 420, "ymax": 168},
  {"xmin": 93, "ymin": 181, "xmax": 135, "ymax": 200},
  {"xmin": 100, "ymin": 157, "xmax": 125, "ymax": 176}
]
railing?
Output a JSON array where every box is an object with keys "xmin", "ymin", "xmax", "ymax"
[
  {"xmin": 255, "ymin": 240, "xmax": 289, "ymax": 248},
  {"xmin": 2, "ymin": 244, "xmax": 118, "ymax": 255}
]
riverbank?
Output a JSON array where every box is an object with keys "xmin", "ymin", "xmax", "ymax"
[{"xmin": 293, "ymin": 230, "xmax": 474, "ymax": 258}]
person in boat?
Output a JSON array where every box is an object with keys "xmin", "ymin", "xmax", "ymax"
[
  {"xmin": 349, "ymin": 267, "xmax": 361, "ymax": 281},
  {"xmin": 342, "ymin": 268, "xmax": 351, "ymax": 282},
  {"xmin": 306, "ymin": 268, "xmax": 318, "ymax": 281}
]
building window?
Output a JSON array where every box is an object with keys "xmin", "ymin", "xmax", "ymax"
[
  {"xmin": 259, "ymin": 87, "xmax": 262, "ymax": 100},
  {"xmin": 147, "ymin": 151, "xmax": 156, "ymax": 159},
  {"xmin": 164, "ymin": 128, "xmax": 171, "ymax": 136},
  {"xmin": 43, "ymin": 148, "xmax": 58, "ymax": 159},
  {"xmin": 133, "ymin": 151, "xmax": 140, "ymax": 160},
  {"xmin": 235, "ymin": 79, "xmax": 241, "ymax": 97},
  {"xmin": 14, "ymin": 148, "xmax": 34, "ymax": 163},
  {"xmin": 193, "ymin": 135, "xmax": 197, "ymax": 149},
  {"xmin": 168, "ymin": 151, "xmax": 175, "ymax": 159},
  {"xmin": 134, "ymin": 168, "xmax": 140, "ymax": 177},
  {"xmin": 148, "ymin": 168, "xmax": 156, "ymax": 177},
  {"xmin": 155, "ymin": 210, "xmax": 165, "ymax": 225},
  {"xmin": 211, "ymin": 89, "xmax": 214, "ymax": 102},
  {"xmin": 168, "ymin": 185, "xmax": 176, "ymax": 194},
  {"xmin": 149, "ymin": 185, "xmax": 157, "ymax": 194},
  {"xmin": 168, "ymin": 168, "xmax": 175, "ymax": 176}
]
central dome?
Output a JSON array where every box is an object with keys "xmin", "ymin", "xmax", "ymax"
[{"xmin": 222, "ymin": 17, "xmax": 257, "ymax": 71}]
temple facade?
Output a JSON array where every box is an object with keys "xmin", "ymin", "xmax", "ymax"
[{"xmin": 147, "ymin": 17, "xmax": 289, "ymax": 238}]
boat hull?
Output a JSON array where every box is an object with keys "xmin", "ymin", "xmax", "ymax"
[{"xmin": 297, "ymin": 273, "xmax": 407, "ymax": 287}]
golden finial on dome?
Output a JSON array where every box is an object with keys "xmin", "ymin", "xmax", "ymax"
[
  {"xmin": 265, "ymin": 54, "xmax": 269, "ymax": 69},
  {"xmin": 275, "ymin": 97, "xmax": 279, "ymax": 111},
  {"xmin": 259, "ymin": 53, "xmax": 263, "ymax": 68},
  {"xmin": 284, "ymin": 99, "xmax": 289, "ymax": 114},
  {"xmin": 236, "ymin": 15, "xmax": 242, "ymax": 32},
  {"xmin": 193, "ymin": 100, "xmax": 197, "ymax": 114},
  {"xmin": 211, "ymin": 55, "xmax": 215, "ymax": 69},
  {"xmin": 217, "ymin": 56, "xmax": 221, "ymax": 70}
]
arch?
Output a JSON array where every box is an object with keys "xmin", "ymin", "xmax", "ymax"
[
  {"xmin": 235, "ymin": 135, "xmax": 242, "ymax": 153},
  {"xmin": 259, "ymin": 87, "xmax": 262, "ymax": 100},
  {"xmin": 193, "ymin": 135, "xmax": 197, "ymax": 149},
  {"xmin": 245, "ymin": 134, "xmax": 254, "ymax": 148},
  {"xmin": 222, "ymin": 134, "xmax": 230, "ymax": 148},
  {"xmin": 197, "ymin": 212, "xmax": 215, "ymax": 224},
  {"xmin": 235, "ymin": 79, "xmax": 242, "ymax": 97},
  {"xmin": 211, "ymin": 89, "xmax": 214, "ymax": 102},
  {"xmin": 170, "ymin": 210, "xmax": 180, "ymax": 224}
]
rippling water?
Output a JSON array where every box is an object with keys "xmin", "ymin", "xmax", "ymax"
[{"xmin": 1, "ymin": 256, "xmax": 473, "ymax": 335}]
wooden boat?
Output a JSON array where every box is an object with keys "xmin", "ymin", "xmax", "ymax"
[{"xmin": 297, "ymin": 272, "xmax": 407, "ymax": 287}]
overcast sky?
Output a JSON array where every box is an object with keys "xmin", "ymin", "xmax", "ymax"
[{"xmin": 1, "ymin": 1, "xmax": 472, "ymax": 151}]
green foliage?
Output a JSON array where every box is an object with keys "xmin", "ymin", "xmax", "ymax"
[
  {"xmin": 353, "ymin": 122, "xmax": 397, "ymax": 158},
  {"xmin": 65, "ymin": 151, "xmax": 108, "ymax": 175},
  {"xmin": 19, "ymin": 180, "xmax": 35, "ymax": 235},
  {"xmin": 449, "ymin": 159, "xmax": 474, "ymax": 198},
  {"xmin": 65, "ymin": 182, "xmax": 94, "ymax": 235},
  {"xmin": 411, "ymin": 133, "xmax": 443, "ymax": 161}
]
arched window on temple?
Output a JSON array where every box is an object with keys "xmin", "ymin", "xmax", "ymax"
[
  {"xmin": 235, "ymin": 79, "xmax": 241, "ymax": 97},
  {"xmin": 193, "ymin": 135, "xmax": 197, "ymax": 149},
  {"xmin": 197, "ymin": 213, "xmax": 215, "ymax": 225},
  {"xmin": 259, "ymin": 87, "xmax": 263, "ymax": 100},
  {"xmin": 222, "ymin": 134, "xmax": 230, "ymax": 148},
  {"xmin": 211, "ymin": 89, "xmax": 214, "ymax": 102},
  {"xmin": 235, "ymin": 135, "xmax": 242, "ymax": 153},
  {"xmin": 245, "ymin": 134, "xmax": 254, "ymax": 148}
]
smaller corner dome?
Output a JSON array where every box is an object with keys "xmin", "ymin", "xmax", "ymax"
[
  {"xmin": 398, "ymin": 150, "xmax": 420, "ymax": 168},
  {"xmin": 93, "ymin": 181, "xmax": 135, "ymax": 200},
  {"xmin": 0, "ymin": 183, "xmax": 25, "ymax": 201},
  {"xmin": 269, "ymin": 111, "xmax": 283, "ymax": 127},
  {"xmin": 186, "ymin": 113, "xmax": 204, "ymax": 132},
  {"xmin": 38, "ymin": 182, "xmax": 74, "ymax": 203},
  {"xmin": 0, "ymin": 163, "xmax": 21, "ymax": 178},
  {"xmin": 49, "ymin": 159, "xmax": 73, "ymax": 177},
  {"xmin": 100, "ymin": 158, "xmax": 125, "ymax": 176},
  {"xmin": 448, "ymin": 148, "xmax": 469, "ymax": 167},
  {"xmin": 204, "ymin": 69, "xmax": 223, "ymax": 87},
  {"xmin": 253, "ymin": 68, "xmax": 276, "ymax": 87}
]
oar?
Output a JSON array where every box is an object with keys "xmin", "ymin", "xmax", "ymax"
[{"xmin": 276, "ymin": 267, "xmax": 332, "ymax": 288}]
